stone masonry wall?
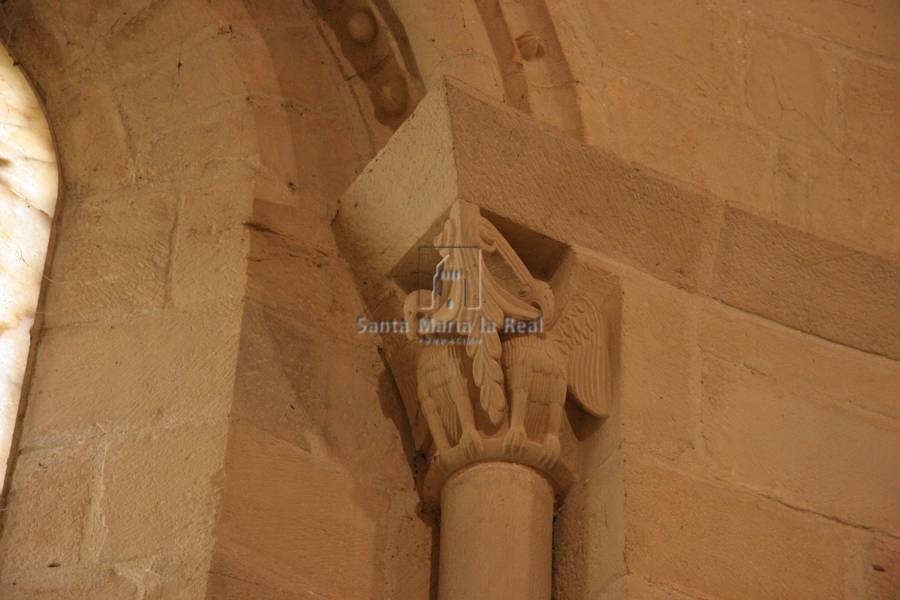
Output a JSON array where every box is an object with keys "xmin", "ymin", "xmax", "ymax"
[
  {"xmin": 0, "ymin": 1, "xmax": 254, "ymax": 596},
  {"xmin": 0, "ymin": 1, "xmax": 430, "ymax": 598},
  {"xmin": 0, "ymin": 1, "xmax": 897, "ymax": 599},
  {"xmin": 551, "ymin": 2, "xmax": 900, "ymax": 597},
  {"xmin": 557, "ymin": 0, "xmax": 899, "ymax": 261}
]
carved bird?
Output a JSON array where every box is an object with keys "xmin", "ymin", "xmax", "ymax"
[
  {"xmin": 403, "ymin": 292, "xmax": 482, "ymax": 460},
  {"xmin": 501, "ymin": 294, "xmax": 611, "ymax": 467},
  {"xmin": 415, "ymin": 342, "xmax": 483, "ymax": 460},
  {"xmin": 401, "ymin": 204, "xmax": 549, "ymax": 462}
]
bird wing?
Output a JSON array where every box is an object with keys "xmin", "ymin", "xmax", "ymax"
[{"xmin": 550, "ymin": 294, "xmax": 611, "ymax": 418}]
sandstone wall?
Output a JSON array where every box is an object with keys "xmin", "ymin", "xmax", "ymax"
[
  {"xmin": 557, "ymin": 0, "xmax": 899, "ymax": 262},
  {"xmin": 0, "ymin": 1, "xmax": 430, "ymax": 598},
  {"xmin": 0, "ymin": 1, "xmax": 897, "ymax": 599},
  {"xmin": 549, "ymin": 2, "xmax": 900, "ymax": 597}
]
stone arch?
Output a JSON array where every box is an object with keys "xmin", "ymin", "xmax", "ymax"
[{"xmin": 387, "ymin": 0, "xmax": 585, "ymax": 137}]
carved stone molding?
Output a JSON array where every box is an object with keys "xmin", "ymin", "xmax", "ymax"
[{"xmin": 308, "ymin": 0, "xmax": 425, "ymax": 146}]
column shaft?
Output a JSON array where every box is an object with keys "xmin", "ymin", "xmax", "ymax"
[{"xmin": 438, "ymin": 462, "xmax": 554, "ymax": 600}]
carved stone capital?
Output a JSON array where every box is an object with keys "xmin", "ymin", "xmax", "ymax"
[
  {"xmin": 394, "ymin": 202, "xmax": 612, "ymax": 503},
  {"xmin": 339, "ymin": 196, "xmax": 613, "ymax": 503}
]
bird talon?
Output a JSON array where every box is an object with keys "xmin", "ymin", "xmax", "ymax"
[
  {"xmin": 503, "ymin": 426, "xmax": 528, "ymax": 456},
  {"xmin": 459, "ymin": 428, "xmax": 483, "ymax": 460},
  {"xmin": 540, "ymin": 434, "xmax": 561, "ymax": 467}
]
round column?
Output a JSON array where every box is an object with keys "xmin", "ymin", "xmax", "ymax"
[{"xmin": 438, "ymin": 462, "xmax": 554, "ymax": 600}]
